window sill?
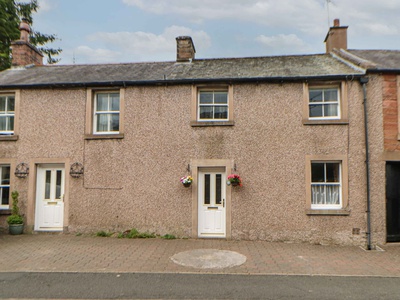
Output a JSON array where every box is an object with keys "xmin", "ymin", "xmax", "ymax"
[
  {"xmin": 0, "ymin": 209, "xmax": 11, "ymax": 215},
  {"xmin": 303, "ymin": 119, "xmax": 349, "ymax": 125},
  {"xmin": 0, "ymin": 135, "xmax": 18, "ymax": 141},
  {"xmin": 190, "ymin": 121, "xmax": 235, "ymax": 127},
  {"xmin": 84, "ymin": 133, "xmax": 124, "ymax": 140},
  {"xmin": 306, "ymin": 209, "xmax": 350, "ymax": 216}
]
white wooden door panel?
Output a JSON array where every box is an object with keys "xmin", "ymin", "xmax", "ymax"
[
  {"xmin": 35, "ymin": 165, "xmax": 65, "ymax": 231},
  {"xmin": 198, "ymin": 168, "xmax": 226, "ymax": 237}
]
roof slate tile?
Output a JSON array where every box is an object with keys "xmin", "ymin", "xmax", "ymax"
[{"xmin": 0, "ymin": 54, "xmax": 364, "ymax": 88}]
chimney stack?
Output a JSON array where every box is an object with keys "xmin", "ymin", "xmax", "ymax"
[
  {"xmin": 176, "ymin": 36, "xmax": 195, "ymax": 62},
  {"xmin": 11, "ymin": 19, "xmax": 43, "ymax": 67},
  {"xmin": 324, "ymin": 18, "xmax": 348, "ymax": 53}
]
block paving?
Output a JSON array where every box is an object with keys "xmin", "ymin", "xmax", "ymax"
[{"xmin": 1, "ymin": 234, "xmax": 400, "ymax": 277}]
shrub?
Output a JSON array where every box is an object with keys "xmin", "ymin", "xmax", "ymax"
[
  {"xmin": 7, "ymin": 191, "xmax": 23, "ymax": 225},
  {"xmin": 7, "ymin": 214, "xmax": 24, "ymax": 225}
]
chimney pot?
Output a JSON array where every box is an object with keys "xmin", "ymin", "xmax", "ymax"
[
  {"xmin": 18, "ymin": 19, "xmax": 31, "ymax": 42},
  {"xmin": 333, "ymin": 19, "xmax": 340, "ymax": 27}
]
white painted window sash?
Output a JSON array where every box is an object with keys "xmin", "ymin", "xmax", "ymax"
[
  {"xmin": 311, "ymin": 162, "xmax": 342, "ymax": 209},
  {"xmin": 197, "ymin": 90, "xmax": 229, "ymax": 122},
  {"xmin": 0, "ymin": 95, "xmax": 15, "ymax": 135},
  {"xmin": 309, "ymin": 87, "xmax": 340, "ymax": 120},
  {"xmin": 0, "ymin": 165, "xmax": 10, "ymax": 209},
  {"xmin": 93, "ymin": 92, "xmax": 120, "ymax": 134}
]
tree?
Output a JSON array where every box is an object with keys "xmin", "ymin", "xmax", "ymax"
[
  {"xmin": 0, "ymin": 0, "xmax": 20, "ymax": 70},
  {"xmin": 0, "ymin": 0, "xmax": 62, "ymax": 71}
]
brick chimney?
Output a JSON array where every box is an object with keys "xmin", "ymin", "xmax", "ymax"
[
  {"xmin": 324, "ymin": 19, "xmax": 348, "ymax": 53},
  {"xmin": 176, "ymin": 36, "xmax": 195, "ymax": 62},
  {"xmin": 11, "ymin": 19, "xmax": 43, "ymax": 67}
]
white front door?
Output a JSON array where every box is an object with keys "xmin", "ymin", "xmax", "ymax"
[
  {"xmin": 198, "ymin": 168, "xmax": 226, "ymax": 237},
  {"xmin": 35, "ymin": 164, "xmax": 65, "ymax": 231}
]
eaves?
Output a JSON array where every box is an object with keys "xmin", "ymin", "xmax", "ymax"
[{"xmin": 0, "ymin": 74, "xmax": 365, "ymax": 90}]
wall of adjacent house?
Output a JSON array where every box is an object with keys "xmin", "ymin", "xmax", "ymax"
[
  {"xmin": 382, "ymin": 75, "xmax": 400, "ymax": 151},
  {"xmin": 378, "ymin": 74, "xmax": 400, "ymax": 245},
  {"xmin": 0, "ymin": 79, "xmax": 386, "ymax": 245}
]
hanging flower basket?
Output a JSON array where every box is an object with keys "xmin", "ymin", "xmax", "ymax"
[
  {"xmin": 227, "ymin": 174, "xmax": 242, "ymax": 187},
  {"xmin": 180, "ymin": 175, "xmax": 193, "ymax": 187}
]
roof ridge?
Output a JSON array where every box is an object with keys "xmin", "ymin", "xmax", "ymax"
[{"xmin": 332, "ymin": 49, "xmax": 377, "ymax": 69}]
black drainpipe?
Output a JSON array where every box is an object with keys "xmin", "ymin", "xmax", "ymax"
[{"xmin": 360, "ymin": 76, "xmax": 372, "ymax": 250}]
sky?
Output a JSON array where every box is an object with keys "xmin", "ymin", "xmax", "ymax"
[{"xmin": 31, "ymin": 0, "xmax": 400, "ymax": 65}]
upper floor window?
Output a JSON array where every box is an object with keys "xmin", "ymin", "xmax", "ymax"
[
  {"xmin": 94, "ymin": 92, "xmax": 120, "ymax": 134},
  {"xmin": 309, "ymin": 88, "xmax": 339, "ymax": 119},
  {"xmin": 0, "ymin": 165, "xmax": 10, "ymax": 209},
  {"xmin": 0, "ymin": 95, "xmax": 15, "ymax": 135},
  {"xmin": 303, "ymin": 82, "xmax": 348, "ymax": 125},
  {"xmin": 198, "ymin": 90, "xmax": 228, "ymax": 121},
  {"xmin": 190, "ymin": 85, "xmax": 234, "ymax": 127}
]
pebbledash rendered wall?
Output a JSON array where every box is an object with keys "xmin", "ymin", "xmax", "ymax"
[{"xmin": 1, "ymin": 77, "xmax": 386, "ymax": 246}]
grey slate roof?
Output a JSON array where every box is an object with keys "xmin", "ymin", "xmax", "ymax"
[
  {"xmin": 348, "ymin": 50, "xmax": 400, "ymax": 71},
  {"xmin": 0, "ymin": 54, "xmax": 365, "ymax": 88}
]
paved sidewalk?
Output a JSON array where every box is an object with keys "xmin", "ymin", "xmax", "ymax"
[{"xmin": 1, "ymin": 234, "xmax": 400, "ymax": 277}]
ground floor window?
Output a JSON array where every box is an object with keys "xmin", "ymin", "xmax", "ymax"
[
  {"xmin": 311, "ymin": 162, "xmax": 341, "ymax": 209},
  {"xmin": 305, "ymin": 155, "xmax": 349, "ymax": 215},
  {"xmin": 0, "ymin": 165, "xmax": 10, "ymax": 209}
]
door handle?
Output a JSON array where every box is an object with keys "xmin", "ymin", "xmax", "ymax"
[{"xmin": 223, "ymin": 199, "xmax": 225, "ymax": 208}]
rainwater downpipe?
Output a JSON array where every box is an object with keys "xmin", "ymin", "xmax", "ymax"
[{"xmin": 360, "ymin": 76, "xmax": 372, "ymax": 250}]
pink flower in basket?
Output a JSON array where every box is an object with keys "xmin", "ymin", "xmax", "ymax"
[{"xmin": 227, "ymin": 174, "xmax": 242, "ymax": 187}]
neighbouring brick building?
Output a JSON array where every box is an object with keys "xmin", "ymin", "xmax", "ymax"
[{"xmin": 1, "ymin": 19, "xmax": 399, "ymax": 248}]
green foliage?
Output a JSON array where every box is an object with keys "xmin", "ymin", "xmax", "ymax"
[
  {"xmin": 0, "ymin": 0, "xmax": 62, "ymax": 71},
  {"xmin": 137, "ymin": 232, "xmax": 156, "ymax": 238},
  {"xmin": 7, "ymin": 214, "xmax": 24, "ymax": 224},
  {"xmin": 7, "ymin": 191, "xmax": 24, "ymax": 224},
  {"xmin": 10, "ymin": 190, "xmax": 19, "ymax": 215},
  {"xmin": 162, "ymin": 234, "xmax": 176, "ymax": 239},
  {"xmin": 126, "ymin": 228, "xmax": 139, "ymax": 238},
  {"xmin": 119, "ymin": 228, "xmax": 156, "ymax": 239},
  {"xmin": 96, "ymin": 230, "xmax": 113, "ymax": 237},
  {"xmin": 0, "ymin": 0, "xmax": 20, "ymax": 70}
]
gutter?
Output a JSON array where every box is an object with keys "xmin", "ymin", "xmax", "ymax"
[
  {"xmin": 365, "ymin": 69, "xmax": 400, "ymax": 74},
  {"xmin": 0, "ymin": 74, "xmax": 365, "ymax": 90},
  {"xmin": 360, "ymin": 76, "xmax": 372, "ymax": 250}
]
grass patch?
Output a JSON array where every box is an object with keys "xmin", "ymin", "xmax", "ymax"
[
  {"xmin": 118, "ymin": 228, "xmax": 156, "ymax": 239},
  {"xmin": 162, "ymin": 234, "xmax": 176, "ymax": 239},
  {"xmin": 96, "ymin": 230, "xmax": 113, "ymax": 237}
]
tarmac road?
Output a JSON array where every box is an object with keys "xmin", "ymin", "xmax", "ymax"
[{"xmin": 1, "ymin": 272, "xmax": 400, "ymax": 299}]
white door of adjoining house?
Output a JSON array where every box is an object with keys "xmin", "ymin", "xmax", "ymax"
[
  {"xmin": 35, "ymin": 164, "xmax": 65, "ymax": 231},
  {"xmin": 198, "ymin": 168, "xmax": 226, "ymax": 237}
]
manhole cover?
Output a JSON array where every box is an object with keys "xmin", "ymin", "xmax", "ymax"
[{"xmin": 171, "ymin": 249, "xmax": 247, "ymax": 269}]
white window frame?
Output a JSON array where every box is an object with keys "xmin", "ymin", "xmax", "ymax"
[
  {"xmin": 0, "ymin": 164, "xmax": 10, "ymax": 210},
  {"xmin": 197, "ymin": 89, "xmax": 229, "ymax": 122},
  {"xmin": 310, "ymin": 161, "xmax": 342, "ymax": 210},
  {"xmin": 0, "ymin": 94, "xmax": 15, "ymax": 135},
  {"xmin": 93, "ymin": 92, "xmax": 120, "ymax": 135},
  {"xmin": 308, "ymin": 87, "xmax": 340, "ymax": 120}
]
